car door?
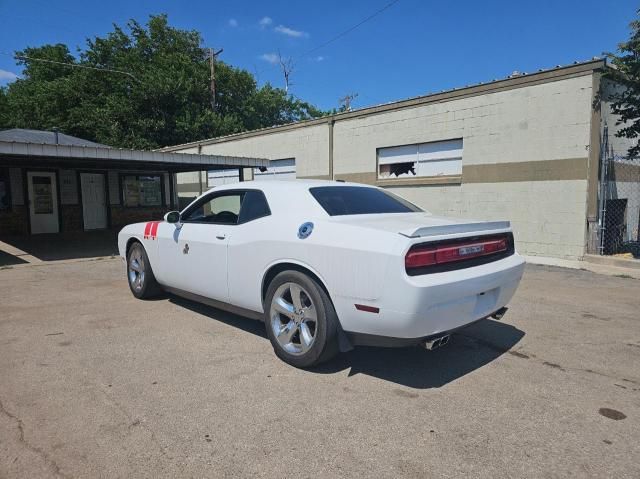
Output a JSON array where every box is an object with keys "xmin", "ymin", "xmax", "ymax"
[{"xmin": 158, "ymin": 190, "xmax": 244, "ymax": 302}]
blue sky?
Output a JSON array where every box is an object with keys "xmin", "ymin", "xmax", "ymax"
[{"xmin": 0, "ymin": 0, "xmax": 635, "ymax": 110}]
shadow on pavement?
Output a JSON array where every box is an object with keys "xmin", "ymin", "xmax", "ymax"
[
  {"xmin": 0, "ymin": 249, "xmax": 28, "ymax": 266},
  {"xmin": 0, "ymin": 230, "xmax": 119, "ymax": 266},
  {"xmin": 169, "ymin": 295, "xmax": 525, "ymax": 389}
]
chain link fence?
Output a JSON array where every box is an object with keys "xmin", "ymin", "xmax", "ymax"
[{"xmin": 598, "ymin": 131, "xmax": 640, "ymax": 258}]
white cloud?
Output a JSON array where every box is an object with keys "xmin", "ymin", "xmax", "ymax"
[
  {"xmin": 260, "ymin": 53, "xmax": 279, "ymax": 64},
  {"xmin": 275, "ymin": 24, "xmax": 308, "ymax": 38},
  {"xmin": 0, "ymin": 69, "xmax": 18, "ymax": 82},
  {"xmin": 259, "ymin": 16, "xmax": 272, "ymax": 28},
  {"xmin": 228, "ymin": 18, "xmax": 238, "ymax": 27},
  {"xmin": 315, "ymin": 56, "xmax": 324, "ymax": 62}
]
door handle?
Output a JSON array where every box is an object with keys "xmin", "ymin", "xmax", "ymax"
[{"xmin": 216, "ymin": 234, "xmax": 226, "ymax": 240}]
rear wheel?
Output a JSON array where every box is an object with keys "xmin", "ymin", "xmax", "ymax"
[
  {"xmin": 264, "ymin": 271, "xmax": 339, "ymax": 368},
  {"xmin": 127, "ymin": 242, "xmax": 161, "ymax": 299}
]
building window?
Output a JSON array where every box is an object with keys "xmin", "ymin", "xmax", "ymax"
[
  {"xmin": 378, "ymin": 139, "xmax": 463, "ymax": 179},
  {"xmin": 0, "ymin": 168, "xmax": 11, "ymax": 210},
  {"xmin": 122, "ymin": 175, "xmax": 162, "ymax": 207}
]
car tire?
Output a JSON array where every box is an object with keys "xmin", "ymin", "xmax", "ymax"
[
  {"xmin": 127, "ymin": 241, "xmax": 162, "ymax": 299},
  {"xmin": 264, "ymin": 270, "xmax": 340, "ymax": 368}
]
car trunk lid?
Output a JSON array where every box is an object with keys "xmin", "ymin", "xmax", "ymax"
[{"xmin": 329, "ymin": 212, "xmax": 511, "ymax": 239}]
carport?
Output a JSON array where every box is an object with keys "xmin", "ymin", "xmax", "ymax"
[{"xmin": 0, "ymin": 129, "xmax": 268, "ymax": 265}]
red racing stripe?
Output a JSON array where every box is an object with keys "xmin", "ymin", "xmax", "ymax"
[
  {"xmin": 143, "ymin": 222, "xmax": 152, "ymax": 239},
  {"xmin": 150, "ymin": 221, "xmax": 160, "ymax": 240}
]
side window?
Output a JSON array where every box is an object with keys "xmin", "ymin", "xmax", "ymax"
[
  {"xmin": 238, "ymin": 190, "xmax": 271, "ymax": 224},
  {"xmin": 182, "ymin": 191, "xmax": 245, "ymax": 225}
]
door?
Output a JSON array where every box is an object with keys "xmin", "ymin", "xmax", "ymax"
[
  {"xmin": 158, "ymin": 190, "xmax": 244, "ymax": 302},
  {"xmin": 27, "ymin": 171, "xmax": 59, "ymax": 234},
  {"xmin": 80, "ymin": 173, "xmax": 108, "ymax": 230}
]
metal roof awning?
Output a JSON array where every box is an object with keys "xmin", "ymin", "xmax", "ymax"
[{"xmin": 0, "ymin": 140, "xmax": 269, "ymax": 172}]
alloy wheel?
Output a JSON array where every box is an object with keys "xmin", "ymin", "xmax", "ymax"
[
  {"xmin": 269, "ymin": 282, "xmax": 318, "ymax": 355},
  {"xmin": 128, "ymin": 248, "xmax": 146, "ymax": 292}
]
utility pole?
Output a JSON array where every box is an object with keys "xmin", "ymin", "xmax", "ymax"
[
  {"xmin": 277, "ymin": 51, "xmax": 294, "ymax": 93},
  {"xmin": 339, "ymin": 93, "xmax": 358, "ymax": 112},
  {"xmin": 208, "ymin": 47, "xmax": 224, "ymax": 110}
]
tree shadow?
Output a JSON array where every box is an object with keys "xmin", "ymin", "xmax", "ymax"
[{"xmin": 169, "ymin": 295, "xmax": 524, "ymax": 390}]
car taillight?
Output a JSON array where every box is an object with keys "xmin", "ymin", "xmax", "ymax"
[{"xmin": 405, "ymin": 234, "xmax": 511, "ymax": 273}]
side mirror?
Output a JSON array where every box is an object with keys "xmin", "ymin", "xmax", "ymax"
[{"xmin": 164, "ymin": 211, "xmax": 182, "ymax": 228}]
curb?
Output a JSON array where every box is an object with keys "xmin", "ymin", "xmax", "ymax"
[{"xmin": 523, "ymin": 255, "xmax": 640, "ymax": 279}]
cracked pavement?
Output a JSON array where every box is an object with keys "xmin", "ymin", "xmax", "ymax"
[{"xmin": 0, "ymin": 259, "xmax": 639, "ymax": 478}]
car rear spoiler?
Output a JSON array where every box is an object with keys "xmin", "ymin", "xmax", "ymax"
[{"xmin": 399, "ymin": 221, "xmax": 511, "ymax": 238}]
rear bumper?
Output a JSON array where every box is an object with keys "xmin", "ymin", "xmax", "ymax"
[{"xmin": 335, "ymin": 253, "xmax": 525, "ymax": 339}]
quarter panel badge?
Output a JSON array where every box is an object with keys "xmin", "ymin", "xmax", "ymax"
[{"xmin": 298, "ymin": 222, "xmax": 314, "ymax": 239}]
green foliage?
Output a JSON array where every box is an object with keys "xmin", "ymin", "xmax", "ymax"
[
  {"xmin": 1, "ymin": 14, "xmax": 326, "ymax": 149},
  {"xmin": 605, "ymin": 10, "xmax": 640, "ymax": 158}
]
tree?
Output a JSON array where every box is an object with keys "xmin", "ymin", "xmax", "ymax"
[
  {"xmin": 0, "ymin": 88, "xmax": 9, "ymax": 129},
  {"xmin": 1, "ymin": 14, "xmax": 326, "ymax": 149},
  {"xmin": 605, "ymin": 10, "xmax": 640, "ymax": 158}
]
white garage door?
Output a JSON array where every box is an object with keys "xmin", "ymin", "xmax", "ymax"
[
  {"xmin": 207, "ymin": 169, "xmax": 241, "ymax": 187},
  {"xmin": 254, "ymin": 158, "xmax": 296, "ymax": 181},
  {"xmin": 207, "ymin": 158, "xmax": 296, "ymax": 187}
]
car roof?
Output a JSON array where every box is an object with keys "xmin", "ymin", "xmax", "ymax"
[{"xmin": 204, "ymin": 179, "xmax": 374, "ymax": 195}]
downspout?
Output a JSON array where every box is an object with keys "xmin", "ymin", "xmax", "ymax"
[
  {"xmin": 328, "ymin": 118, "xmax": 335, "ymax": 180},
  {"xmin": 197, "ymin": 144, "xmax": 204, "ymax": 194}
]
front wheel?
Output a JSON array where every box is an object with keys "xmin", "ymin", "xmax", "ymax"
[
  {"xmin": 264, "ymin": 271, "xmax": 339, "ymax": 368},
  {"xmin": 127, "ymin": 242, "xmax": 162, "ymax": 299}
]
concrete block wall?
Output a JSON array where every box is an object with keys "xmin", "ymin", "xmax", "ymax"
[
  {"xmin": 386, "ymin": 180, "xmax": 589, "ymax": 259},
  {"xmin": 333, "ymin": 75, "xmax": 592, "ymax": 173}
]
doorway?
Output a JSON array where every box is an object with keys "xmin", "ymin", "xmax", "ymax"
[
  {"xmin": 80, "ymin": 173, "xmax": 108, "ymax": 230},
  {"xmin": 27, "ymin": 171, "xmax": 59, "ymax": 234}
]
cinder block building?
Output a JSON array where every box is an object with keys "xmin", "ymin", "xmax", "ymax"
[{"xmin": 164, "ymin": 59, "xmax": 638, "ymax": 261}]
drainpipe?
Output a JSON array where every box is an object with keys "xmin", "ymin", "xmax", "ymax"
[
  {"xmin": 328, "ymin": 119, "xmax": 335, "ymax": 180},
  {"xmin": 197, "ymin": 144, "xmax": 204, "ymax": 194}
]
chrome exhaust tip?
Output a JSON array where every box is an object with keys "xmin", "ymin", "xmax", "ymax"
[
  {"xmin": 491, "ymin": 307, "xmax": 508, "ymax": 320},
  {"xmin": 423, "ymin": 334, "xmax": 450, "ymax": 350}
]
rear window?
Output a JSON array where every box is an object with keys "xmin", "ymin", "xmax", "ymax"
[{"xmin": 309, "ymin": 186, "xmax": 422, "ymax": 216}]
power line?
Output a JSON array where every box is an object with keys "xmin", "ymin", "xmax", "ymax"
[
  {"xmin": 0, "ymin": 51, "xmax": 138, "ymax": 81},
  {"xmin": 302, "ymin": 0, "xmax": 401, "ymax": 57}
]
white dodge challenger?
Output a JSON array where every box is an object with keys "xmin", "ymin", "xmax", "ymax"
[{"xmin": 118, "ymin": 180, "xmax": 525, "ymax": 367}]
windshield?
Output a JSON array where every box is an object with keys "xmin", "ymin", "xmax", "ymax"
[{"xmin": 309, "ymin": 186, "xmax": 423, "ymax": 216}]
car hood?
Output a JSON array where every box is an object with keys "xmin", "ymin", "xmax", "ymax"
[{"xmin": 329, "ymin": 212, "xmax": 511, "ymax": 238}]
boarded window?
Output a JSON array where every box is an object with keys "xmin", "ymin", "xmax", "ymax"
[{"xmin": 378, "ymin": 139, "xmax": 463, "ymax": 179}]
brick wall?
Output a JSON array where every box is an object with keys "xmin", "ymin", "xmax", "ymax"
[
  {"xmin": 110, "ymin": 206, "xmax": 166, "ymax": 229},
  {"xmin": 60, "ymin": 204, "xmax": 83, "ymax": 232},
  {"xmin": 0, "ymin": 206, "xmax": 29, "ymax": 236}
]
